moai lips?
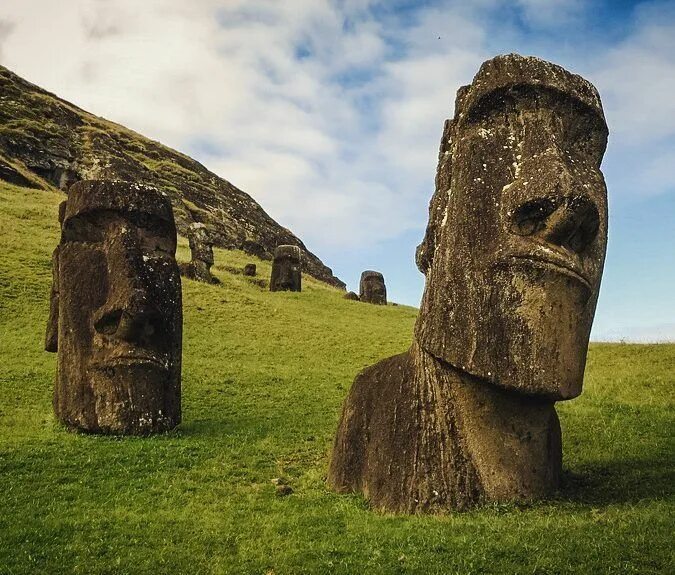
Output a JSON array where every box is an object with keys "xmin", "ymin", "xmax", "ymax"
[
  {"xmin": 359, "ymin": 271, "xmax": 387, "ymax": 305},
  {"xmin": 270, "ymin": 245, "xmax": 302, "ymax": 292},
  {"xmin": 329, "ymin": 54, "xmax": 609, "ymax": 512},
  {"xmin": 46, "ymin": 180, "xmax": 182, "ymax": 435}
]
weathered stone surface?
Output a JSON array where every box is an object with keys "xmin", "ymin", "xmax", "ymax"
[
  {"xmin": 45, "ymin": 180, "xmax": 182, "ymax": 435},
  {"xmin": 344, "ymin": 291, "xmax": 360, "ymax": 301},
  {"xmin": 270, "ymin": 245, "xmax": 302, "ymax": 292},
  {"xmin": 0, "ymin": 65, "xmax": 345, "ymax": 289},
  {"xmin": 179, "ymin": 222, "xmax": 219, "ymax": 284},
  {"xmin": 243, "ymin": 263, "xmax": 257, "ymax": 276},
  {"xmin": 359, "ymin": 271, "xmax": 387, "ymax": 305},
  {"xmin": 329, "ymin": 54, "xmax": 608, "ymax": 512}
]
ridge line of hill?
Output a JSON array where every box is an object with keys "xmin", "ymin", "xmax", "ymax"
[{"xmin": 0, "ymin": 64, "xmax": 345, "ymax": 288}]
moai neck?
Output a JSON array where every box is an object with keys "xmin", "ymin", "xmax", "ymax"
[{"xmin": 443, "ymin": 353, "xmax": 562, "ymax": 502}]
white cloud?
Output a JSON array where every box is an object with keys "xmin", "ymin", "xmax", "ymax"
[
  {"xmin": 514, "ymin": 0, "xmax": 584, "ymax": 27},
  {"xmin": 0, "ymin": 0, "xmax": 672, "ymax": 247}
]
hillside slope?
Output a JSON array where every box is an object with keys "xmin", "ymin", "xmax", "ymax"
[
  {"xmin": 0, "ymin": 65, "xmax": 345, "ymax": 288},
  {"xmin": 0, "ymin": 182, "xmax": 673, "ymax": 574}
]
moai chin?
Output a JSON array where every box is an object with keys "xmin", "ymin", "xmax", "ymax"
[
  {"xmin": 328, "ymin": 54, "xmax": 609, "ymax": 512},
  {"xmin": 180, "ymin": 222, "xmax": 219, "ymax": 284},
  {"xmin": 270, "ymin": 245, "xmax": 302, "ymax": 292},
  {"xmin": 359, "ymin": 271, "xmax": 387, "ymax": 305},
  {"xmin": 45, "ymin": 180, "xmax": 182, "ymax": 435}
]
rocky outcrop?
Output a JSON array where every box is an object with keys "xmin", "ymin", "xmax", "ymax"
[{"xmin": 0, "ymin": 65, "xmax": 345, "ymax": 288}]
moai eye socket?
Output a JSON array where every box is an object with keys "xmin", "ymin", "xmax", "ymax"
[{"xmin": 510, "ymin": 198, "xmax": 557, "ymax": 236}]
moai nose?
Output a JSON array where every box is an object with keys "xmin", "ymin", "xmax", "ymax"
[
  {"xmin": 93, "ymin": 223, "xmax": 161, "ymax": 343},
  {"xmin": 541, "ymin": 195, "xmax": 600, "ymax": 253}
]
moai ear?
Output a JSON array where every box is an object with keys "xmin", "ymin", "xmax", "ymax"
[
  {"xmin": 416, "ymin": 118, "xmax": 455, "ymax": 274},
  {"xmin": 45, "ymin": 246, "xmax": 60, "ymax": 353}
]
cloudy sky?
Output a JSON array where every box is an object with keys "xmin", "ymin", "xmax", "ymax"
[{"xmin": 1, "ymin": 0, "xmax": 673, "ymax": 341}]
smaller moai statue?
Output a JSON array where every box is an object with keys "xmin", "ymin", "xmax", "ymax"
[
  {"xmin": 344, "ymin": 291, "xmax": 360, "ymax": 301},
  {"xmin": 45, "ymin": 180, "xmax": 182, "ymax": 435},
  {"xmin": 359, "ymin": 271, "xmax": 386, "ymax": 305},
  {"xmin": 180, "ymin": 222, "xmax": 219, "ymax": 284},
  {"xmin": 243, "ymin": 263, "xmax": 257, "ymax": 276},
  {"xmin": 270, "ymin": 245, "xmax": 302, "ymax": 292}
]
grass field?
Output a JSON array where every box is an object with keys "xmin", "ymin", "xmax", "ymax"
[{"xmin": 0, "ymin": 182, "xmax": 673, "ymax": 574}]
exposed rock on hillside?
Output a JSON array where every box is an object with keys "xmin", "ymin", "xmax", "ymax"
[{"xmin": 0, "ymin": 65, "xmax": 345, "ymax": 288}]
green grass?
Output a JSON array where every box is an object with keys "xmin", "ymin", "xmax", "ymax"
[{"xmin": 0, "ymin": 182, "xmax": 673, "ymax": 575}]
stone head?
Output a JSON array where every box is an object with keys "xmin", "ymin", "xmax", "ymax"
[
  {"xmin": 270, "ymin": 245, "xmax": 302, "ymax": 292},
  {"xmin": 188, "ymin": 222, "xmax": 214, "ymax": 266},
  {"xmin": 415, "ymin": 54, "xmax": 608, "ymax": 400},
  {"xmin": 46, "ymin": 180, "xmax": 182, "ymax": 433},
  {"xmin": 359, "ymin": 271, "xmax": 387, "ymax": 305}
]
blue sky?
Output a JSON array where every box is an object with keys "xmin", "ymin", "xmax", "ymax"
[{"xmin": 1, "ymin": 0, "xmax": 673, "ymax": 340}]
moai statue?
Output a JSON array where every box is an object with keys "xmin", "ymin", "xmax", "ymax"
[
  {"xmin": 359, "ymin": 271, "xmax": 387, "ymax": 305},
  {"xmin": 45, "ymin": 180, "xmax": 182, "ymax": 435},
  {"xmin": 344, "ymin": 291, "xmax": 360, "ymax": 301},
  {"xmin": 328, "ymin": 54, "xmax": 608, "ymax": 512},
  {"xmin": 243, "ymin": 263, "xmax": 257, "ymax": 276},
  {"xmin": 180, "ymin": 222, "xmax": 219, "ymax": 284},
  {"xmin": 270, "ymin": 245, "xmax": 302, "ymax": 292}
]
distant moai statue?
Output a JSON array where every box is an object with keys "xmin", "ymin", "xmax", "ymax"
[
  {"xmin": 180, "ymin": 222, "xmax": 219, "ymax": 284},
  {"xmin": 359, "ymin": 271, "xmax": 386, "ymax": 305},
  {"xmin": 344, "ymin": 291, "xmax": 360, "ymax": 301},
  {"xmin": 243, "ymin": 263, "xmax": 257, "ymax": 276},
  {"xmin": 45, "ymin": 180, "xmax": 182, "ymax": 435},
  {"xmin": 270, "ymin": 245, "xmax": 302, "ymax": 292},
  {"xmin": 328, "ymin": 54, "xmax": 609, "ymax": 512}
]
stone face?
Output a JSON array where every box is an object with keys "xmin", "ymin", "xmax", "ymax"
[
  {"xmin": 329, "ymin": 54, "xmax": 608, "ymax": 512},
  {"xmin": 344, "ymin": 291, "xmax": 360, "ymax": 301},
  {"xmin": 179, "ymin": 222, "xmax": 219, "ymax": 284},
  {"xmin": 45, "ymin": 180, "xmax": 182, "ymax": 435},
  {"xmin": 359, "ymin": 271, "xmax": 387, "ymax": 305},
  {"xmin": 243, "ymin": 263, "xmax": 257, "ymax": 276},
  {"xmin": 270, "ymin": 245, "xmax": 302, "ymax": 292}
]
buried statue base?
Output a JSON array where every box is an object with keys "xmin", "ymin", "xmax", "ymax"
[
  {"xmin": 328, "ymin": 342, "xmax": 561, "ymax": 512},
  {"xmin": 328, "ymin": 54, "xmax": 608, "ymax": 512}
]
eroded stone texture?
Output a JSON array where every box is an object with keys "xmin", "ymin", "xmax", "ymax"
[
  {"xmin": 329, "ymin": 54, "xmax": 608, "ymax": 512},
  {"xmin": 45, "ymin": 180, "xmax": 182, "ymax": 435},
  {"xmin": 179, "ymin": 222, "xmax": 219, "ymax": 284},
  {"xmin": 243, "ymin": 263, "xmax": 257, "ymax": 276},
  {"xmin": 344, "ymin": 291, "xmax": 360, "ymax": 301},
  {"xmin": 359, "ymin": 271, "xmax": 387, "ymax": 305},
  {"xmin": 270, "ymin": 245, "xmax": 302, "ymax": 292}
]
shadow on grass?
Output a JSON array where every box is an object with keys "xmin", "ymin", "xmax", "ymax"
[{"xmin": 559, "ymin": 457, "xmax": 675, "ymax": 505}]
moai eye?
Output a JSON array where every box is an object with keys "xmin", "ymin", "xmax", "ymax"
[{"xmin": 510, "ymin": 198, "xmax": 557, "ymax": 236}]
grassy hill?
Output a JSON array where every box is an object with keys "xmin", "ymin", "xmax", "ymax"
[
  {"xmin": 0, "ymin": 181, "xmax": 673, "ymax": 574},
  {"xmin": 0, "ymin": 65, "xmax": 344, "ymax": 288}
]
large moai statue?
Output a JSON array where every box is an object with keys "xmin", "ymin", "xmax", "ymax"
[
  {"xmin": 328, "ymin": 54, "xmax": 609, "ymax": 512},
  {"xmin": 359, "ymin": 271, "xmax": 387, "ymax": 305},
  {"xmin": 45, "ymin": 180, "xmax": 183, "ymax": 435},
  {"xmin": 180, "ymin": 222, "xmax": 219, "ymax": 284},
  {"xmin": 270, "ymin": 245, "xmax": 302, "ymax": 292}
]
